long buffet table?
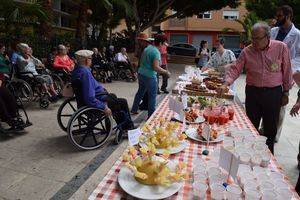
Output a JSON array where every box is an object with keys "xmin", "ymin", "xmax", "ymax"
[{"xmin": 88, "ymin": 73, "xmax": 300, "ymax": 200}]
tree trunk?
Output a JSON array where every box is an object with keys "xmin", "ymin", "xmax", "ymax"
[
  {"xmin": 39, "ymin": 0, "xmax": 53, "ymax": 40},
  {"xmin": 75, "ymin": 1, "xmax": 89, "ymax": 49}
]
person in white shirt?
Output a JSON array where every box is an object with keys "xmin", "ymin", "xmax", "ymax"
[
  {"xmin": 115, "ymin": 48, "xmax": 129, "ymax": 63},
  {"xmin": 270, "ymin": 5, "xmax": 300, "ymax": 142}
]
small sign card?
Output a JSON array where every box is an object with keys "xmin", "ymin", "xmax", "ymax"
[
  {"xmin": 168, "ymin": 96, "xmax": 184, "ymax": 115},
  {"xmin": 202, "ymin": 124, "xmax": 211, "ymax": 141},
  {"xmin": 181, "ymin": 93, "xmax": 188, "ymax": 109},
  {"xmin": 219, "ymin": 146, "xmax": 240, "ymax": 180},
  {"xmin": 128, "ymin": 128, "xmax": 142, "ymax": 146}
]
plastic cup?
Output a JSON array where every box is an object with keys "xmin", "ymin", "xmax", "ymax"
[
  {"xmin": 275, "ymin": 188, "xmax": 293, "ymax": 199},
  {"xmin": 261, "ymin": 190, "xmax": 277, "ymax": 200},
  {"xmin": 251, "ymin": 154, "xmax": 262, "ymax": 167},
  {"xmin": 253, "ymin": 166, "xmax": 267, "ymax": 176},
  {"xmin": 260, "ymin": 181, "xmax": 274, "ymax": 191},
  {"xmin": 210, "ymin": 183, "xmax": 225, "ymax": 200},
  {"xmin": 261, "ymin": 152, "xmax": 271, "ymax": 167},
  {"xmin": 269, "ymin": 171, "xmax": 284, "ymax": 181},
  {"xmin": 237, "ymin": 164, "xmax": 252, "ymax": 177},
  {"xmin": 239, "ymin": 153, "xmax": 251, "ymax": 164},
  {"xmin": 244, "ymin": 188, "xmax": 261, "ymax": 200},
  {"xmin": 243, "ymin": 179, "xmax": 259, "ymax": 191},
  {"xmin": 226, "ymin": 184, "xmax": 242, "ymax": 200},
  {"xmin": 256, "ymin": 173, "xmax": 270, "ymax": 184},
  {"xmin": 208, "ymin": 167, "xmax": 221, "ymax": 177},
  {"xmin": 256, "ymin": 135, "xmax": 267, "ymax": 143},
  {"xmin": 193, "ymin": 181, "xmax": 208, "ymax": 199},
  {"xmin": 274, "ymin": 179, "xmax": 290, "ymax": 190}
]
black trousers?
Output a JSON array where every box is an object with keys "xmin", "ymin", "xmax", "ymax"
[
  {"xmin": 157, "ymin": 65, "xmax": 168, "ymax": 91},
  {"xmin": 106, "ymin": 93, "xmax": 133, "ymax": 130},
  {"xmin": 245, "ymin": 85, "xmax": 283, "ymax": 154},
  {"xmin": 0, "ymin": 87, "xmax": 17, "ymax": 123}
]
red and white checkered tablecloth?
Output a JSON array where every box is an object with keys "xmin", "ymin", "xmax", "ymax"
[{"xmin": 89, "ymin": 96, "xmax": 300, "ymax": 200}]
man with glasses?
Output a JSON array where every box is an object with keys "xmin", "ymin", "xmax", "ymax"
[
  {"xmin": 270, "ymin": 5, "xmax": 300, "ymax": 142},
  {"xmin": 217, "ymin": 22, "xmax": 293, "ymax": 154}
]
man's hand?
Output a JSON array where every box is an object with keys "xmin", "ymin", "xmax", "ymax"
[
  {"xmin": 103, "ymin": 107, "xmax": 112, "ymax": 116},
  {"xmin": 290, "ymin": 102, "xmax": 300, "ymax": 117},
  {"xmin": 281, "ymin": 95, "xmax": 289, "ymax": 106},
  {"xmin": 165, "ymin": 70, "xmax": 171, "ymax": 78},
  {"xmin": 216, "ymin": 84, "xmax": 229, "ymax": 96}
]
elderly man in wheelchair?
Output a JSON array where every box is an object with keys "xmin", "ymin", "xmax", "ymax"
[{"xmin": 67, "ymin": 49, "xmax": 134, "ymax": 149}]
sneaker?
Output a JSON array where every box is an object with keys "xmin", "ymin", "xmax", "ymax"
[
  {"xmin": 157, "ymin": 90, "xmax": 161, "ymax": 94},
  {"xmin": 162, "ymin": 90, "xmax": 169, "ymax": 94},
  {"xmin": 49, "ymin": 95, "xmax": 58, "ymax": 103}
]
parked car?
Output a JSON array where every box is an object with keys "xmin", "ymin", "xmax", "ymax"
[
  {"xmin": 229, "ymin": 48, "xmax": 242, "ymax": 58},
  {"xmin": 167, "ymin": 43, "xmax": 197, "ymax": 57}
]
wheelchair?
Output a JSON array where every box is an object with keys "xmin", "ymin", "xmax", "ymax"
[
  {"xmin": 56, "ymin": 79, "xmax": 132, "ymax": 150},
  {"xmin": 113, "ymin": 61, "xmax": 136, "ymax": 82},
  {"xmin": 1, "ymin": 76, "xmax": 32, "ymax": 133},
  {"xmin": 91, "ymin": 64, "xmax": 111, "ymax": 83}
]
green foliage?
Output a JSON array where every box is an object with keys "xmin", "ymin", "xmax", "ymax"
[{"xmin": 246, "ymin": 0, "xmax": 300, "ymax": 27}]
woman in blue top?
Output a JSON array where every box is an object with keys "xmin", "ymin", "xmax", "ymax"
[{"xmin": 131, "ymin": 34, "xmax": 171, "ymax": 118}]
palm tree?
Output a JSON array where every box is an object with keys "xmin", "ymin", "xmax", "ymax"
[{"xmin": 0, "ymin": 0, "xmax": 48, "ymax": 40}]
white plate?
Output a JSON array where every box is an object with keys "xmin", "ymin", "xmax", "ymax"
[
  {"xmin": 174, "ymin": 113, "xmax": 205, "ymax": 124},
  {"xmin": 118, "ymin": 158, "xmax": 183, "ymax": 200},
  {"xmin": 178, "ymin": 75, "xmax": 189, "ymax": 81},
  {"xmin": 139, "ymin": 140, "xmax": 188, "ymax": 154},
  {"xmin": 185, "ymin": 128, "xmax": 224, "ymax": 143}
]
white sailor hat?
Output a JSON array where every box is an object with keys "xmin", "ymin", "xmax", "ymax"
[{"xmin": 75, "ymin": 50, "xmax": 94, "ymax": 59}]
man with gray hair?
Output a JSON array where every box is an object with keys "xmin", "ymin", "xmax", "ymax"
[{"xmin": 217, "ymin": 22, "xmax": 293, "ymax": 153}]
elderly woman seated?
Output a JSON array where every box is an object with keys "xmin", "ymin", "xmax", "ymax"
[
  {"xmin": 17, "ymin": 43, "xmax": 58, "ymax": 102},
  {"xmin": 53, "ymin": 44, "xmax": 75, "ymax": 72}
]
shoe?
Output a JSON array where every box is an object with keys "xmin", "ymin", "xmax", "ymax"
[
  {"xmin": 131, "ymin": 111, "xmax": 139, "ymax": 115},
  {"xmin": 49, "ymin": 95, "xmax": 58, "ymax": 103},
  {"xmin": 157, "ymin": 90, "xmax": 161, "ymax": 94},
  {"xmin": 162, "ymin": 90, "xmax": 169, "ymax": 94}
]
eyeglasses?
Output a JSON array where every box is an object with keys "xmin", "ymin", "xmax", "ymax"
[{"xmin": 251, "ymin": 34, "xmax": 267, "ymax": 41}]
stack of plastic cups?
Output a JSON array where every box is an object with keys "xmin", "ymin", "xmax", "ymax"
[
  {"xmin": 261, "ymin": 190, "xmax": 277, "ymax": 200},
  {"xmin": 226, "ymin": 184, "xmax": 242, "ymax": 200},
  {"xmin": 193, "ymin": 182, "xmax": 208, "ymax": 200},
  {"xmin": 210, "ymin": 183, "xmax": 225, "ymax": 200},
  {"xmin": 244, "ymin": 188, "xmax": 261, "ymax": 200},
  {"xmin": 275, "ymin": 188, "xmax": 294, "ymax": 200}
]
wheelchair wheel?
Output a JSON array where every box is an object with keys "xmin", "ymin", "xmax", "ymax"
[
  {"xmin": 57, "ymin": 96, "xmax": 77, "ymax": 132},
  {"xmin": 7, "ymin": 80, "xmax": 33, "ymax": 103},
  {"xmin": 52, "ymin": 74, "xmax": 64, "ymax": 95},
  {"xmin": 67, "ymin": 107, "xmax": 112, "ymax": 150},
  {"xmin": 39, "ymin": 96, "xmax": 49, "ymax": 109},
  {"xmin": 114, "ymin": 129, "xmax": 124, "ymax": 145}
]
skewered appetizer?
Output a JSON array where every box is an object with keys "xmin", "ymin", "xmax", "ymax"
[
  {"xmin": 185, "ymin": 109, "xmax": 198, "ymax": 122},
  {"xmin": 141, "ymin": 121, "xmax": 186, "ymax": 149},
  {"xmin": 122, "ymin": 144, "xmax": 188, "ymax": 186}
]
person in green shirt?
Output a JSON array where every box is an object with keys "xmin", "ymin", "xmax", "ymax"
[
  {"xmin": 131, "ymin": 34, "xmax": 171, "ymax": 117},
  {"xmin": 0, "ymin": 43, "xmax": 10, "ymax": 74}
]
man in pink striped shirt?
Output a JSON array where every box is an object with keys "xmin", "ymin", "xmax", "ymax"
[{"xmin": 218, "ymin": 22, "xmax": 293, "ymax": 153}]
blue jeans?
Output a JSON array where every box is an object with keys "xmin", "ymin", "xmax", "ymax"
[{"xmin": 131, "ymin": 74, "xmax": 157, "ymax": 117}]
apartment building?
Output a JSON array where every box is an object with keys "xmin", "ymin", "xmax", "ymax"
[{"xmin": 160, "ymin": 2, "xmax": 247, "ymax": 50}]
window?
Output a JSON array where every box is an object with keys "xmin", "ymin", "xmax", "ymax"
[
  {"xmin": 223, "ymin": 10, "xmax": 239, "ymax": 20},
  {"xmin": 197, "ymin": 11, "xmax": 212, "ymax": 19}
]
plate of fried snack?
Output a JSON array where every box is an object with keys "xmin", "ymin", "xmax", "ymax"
[
  {"xmin": 119, "ymin": 144, "xmax": 188, "ymax": 199},
  {"xmin": 174, "ymin": 109, "xmax": 205, "ymax": 124},
  {"xmin": 185, "ymin": 124, "xmax": 224, "ymax": 143}
]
